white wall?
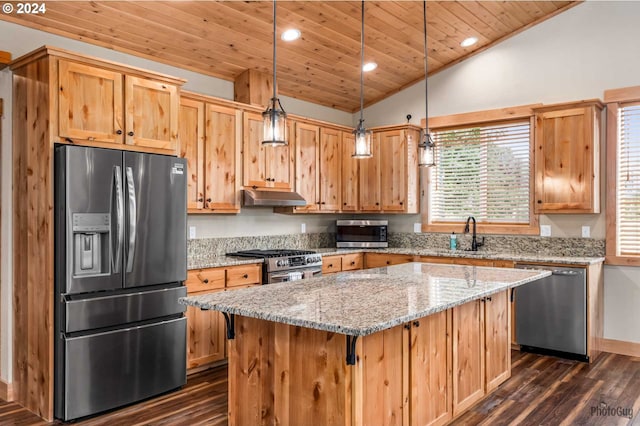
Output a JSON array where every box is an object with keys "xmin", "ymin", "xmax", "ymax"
[
  {"xmin": 365, "ymin": 1, "xmax": 640, "ymax": 343},
  {"xmin": 0, "ymin": 19, "xmax": 353, "ymax": 383}
]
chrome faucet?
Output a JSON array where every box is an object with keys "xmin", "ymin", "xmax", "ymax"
[{"xmin": 463, "ymin": 216, "xmax": 485, "ymax": 251}]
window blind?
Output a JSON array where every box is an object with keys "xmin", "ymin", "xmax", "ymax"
[
  {"xmin": 430, "ymin": 121, "xmax": 531, "ymax": 224},
  {"xmin": 618, "ymin": 103, "xmax": 640, "ymax": 255}
]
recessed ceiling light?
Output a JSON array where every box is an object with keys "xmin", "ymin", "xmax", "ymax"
[
  {"xmin": 460, "ymin": 37, "xmax": 478, "ymax": 48},
  {"xmin": 363, "ymin": 62, "xmax": 377, "ymax": 72},
  {"xmin": 281, "ymin": 29, "xmax": 301, "ymax": 42}
]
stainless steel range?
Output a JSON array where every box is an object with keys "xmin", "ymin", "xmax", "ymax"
[{"xmin": 227, "ymin": 249, "xmax": 322, "ymax": 283}]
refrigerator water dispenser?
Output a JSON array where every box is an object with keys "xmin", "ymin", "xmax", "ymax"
[{"xmin": 72, "ymin": 213, "xmax": 110, "ymax": 277}]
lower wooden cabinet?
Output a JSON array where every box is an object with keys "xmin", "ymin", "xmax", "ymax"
[
  {"xmin": 364, "ymin": 252, "xmax": 415, "ymax": 268},
  {"xmin": 322, "ymin": 253, "xmax": 364, "ymax": 274},
  {"xmin": 186, "ymin": 263, "xmax": 261, "ymax": 370},
  {"xmin": 452, "ymin": 290, "xmax": 511, "ymax": 416}
]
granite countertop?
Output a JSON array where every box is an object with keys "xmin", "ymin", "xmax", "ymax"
[
  {"xmin": 180, "ymin": 262, "xmax": 551, "ymax": 336},
  {"xmin": 188, "ymin": 248, "xmax": 604, "ymax": 270}
]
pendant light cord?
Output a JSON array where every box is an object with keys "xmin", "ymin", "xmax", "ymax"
[
  {"xmin": 423, "ymin": 0, "xmax": 428, "ymax": 126},
  {"xmin": 272, "ymin": 0, "xmax": 277, "ymax": 102},
  {"xmin": 359, "ymin": 0, "xmax": 365, "ymax": 124}
]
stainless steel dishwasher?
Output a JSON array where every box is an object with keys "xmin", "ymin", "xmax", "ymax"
[{"xmin": 514, "ymin": 263, "xmax": 587, "ymax": 361}]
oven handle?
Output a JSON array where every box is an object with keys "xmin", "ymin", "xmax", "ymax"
[{"xmin": 303, "ymin": 269, "xmax": 322, "ymax": 279}]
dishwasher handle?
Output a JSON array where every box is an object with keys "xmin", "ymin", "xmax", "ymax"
[{"xmin": 552, "ymin": 270, "xmax": 579, "ymax": 276}]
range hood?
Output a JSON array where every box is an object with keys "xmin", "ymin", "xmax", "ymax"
[{"xmin": 242, "ymin": 189, "xmax": 307, "ymax": 207}]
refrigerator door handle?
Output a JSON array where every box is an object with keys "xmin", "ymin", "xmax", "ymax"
[
  {"xmin": 112, "ymin": 166, "xmax": 124, "ymax": 273},
  {"xmin": 125, "ymin": 166, "xmax": 137, "ymax": 273}
]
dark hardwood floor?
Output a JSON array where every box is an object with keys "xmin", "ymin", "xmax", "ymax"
[{"xmin": 2, "ymin": 351, "xmax": 640, "ymax": 425}]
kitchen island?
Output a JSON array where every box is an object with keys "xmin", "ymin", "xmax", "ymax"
[{"xmin": 181, "ymin": 262, "xmax": 550, "ymax": 426}]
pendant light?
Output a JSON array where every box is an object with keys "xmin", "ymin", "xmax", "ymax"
[
  {"xmin": 418, "ymin": 0, "xmax": 436, "ymax": 167},
  {"xmin": 262, "ymin": 0, "xmax": 288, "ymax": 146},
  {"xmin": 352, "ymin": 0, "xmax": 373, "ymax": 158}
]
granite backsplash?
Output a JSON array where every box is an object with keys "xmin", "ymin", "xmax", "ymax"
[{"xmin": 187, "ymin": 232, "xmax": 605, "ymax": 260}]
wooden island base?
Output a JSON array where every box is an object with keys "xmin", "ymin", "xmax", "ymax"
[{"xmin": 227, "ymin": 290, "xmax": 511, "ymax": 426}]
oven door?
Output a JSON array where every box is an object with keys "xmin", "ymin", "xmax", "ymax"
[{"xmin": 267, "ymin": 267, "xmax": 322, "ymax": 284}]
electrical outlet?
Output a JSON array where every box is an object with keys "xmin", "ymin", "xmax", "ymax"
[
  {"xmin": 582, "ymin": 226, "xmax": 591, "ymax": 238},
  {"xmin": 540, "ymin": 225, "xmax": 551, "ymax": 237},
  {"xmin": 301, "ymin": 223, "xmax": 306, "ymax": 234},
  {"xmin": 189, "ymin": 226, "xmax": 196, "ymax": 239},
  {"xmin": 414, "ymin": 223, "xmax": 421, "ymax": 233}
]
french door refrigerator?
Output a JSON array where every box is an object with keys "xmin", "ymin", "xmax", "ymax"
[{"xmin": 54, "ymin": 145, "xmax": 188, "ymax": 421}]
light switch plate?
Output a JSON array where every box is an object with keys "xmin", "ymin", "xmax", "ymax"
[
  {"xmin": 414, "ymin": 223, "xmax": 421, "ymax": 233},
  {"xmin": 582, "ymin": 226, "xmax": 591, "ymax": 238},
  {"xmin": 301, "ymin": 223, "xmax": 306, "ymax": 234},
  {"xmin": 540, "ymin": 225, "xmax": 551, "ymax": 237},
  {"xmin": 189, "ymin": 226, "xmax": 196, "ymax": 239}
]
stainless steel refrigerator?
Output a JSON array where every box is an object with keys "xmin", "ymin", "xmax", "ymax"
[{"xmin": 54, "ymin": 145, "xmax": 188, "ymax": 421}]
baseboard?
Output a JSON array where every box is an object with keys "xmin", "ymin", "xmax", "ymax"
[
  {"xmin": 0, "ymin": 379, "xmax": 13, "ymax": 402},
  {"xmin": 600, "ymin": 338, "xmax": 640, "ymax": 357}
]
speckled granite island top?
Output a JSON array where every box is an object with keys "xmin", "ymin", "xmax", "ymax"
[{"xmin": 180, "ymin": 262, "xmax": 551, "ymax": 337}]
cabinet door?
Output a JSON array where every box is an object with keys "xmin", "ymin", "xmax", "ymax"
[
  {"xmin": 364, "ymin": 253, "xmax": 414, "ymax": 269},
  {"xmin": 534, "ymin": 106, "xmax": 599, "ymax": 213},
  {"xmin": 341, "ymin": 253, "xmax": 363, "ymax": 271},
  {"xmin": 265, "ymin": 136, "xmax": 293, "ymax": 190},
  {"xmin": 179, "ymin": 98, "xmax": 205, "ymax": 210},
  {"xmin": 58, "ymin": 60, "xmax": 124, "ymax": 144},
  {"xmin": 341, "ymin": 131, "xmax": 359, "ymax": 211},
  {"xmin": 358, "ymin": 134, "xmax": 381, "ymax": 211},
  {"xmin": 125, "ymin": 76, "xmax": 179, "ymax": 153},
  {"xmin": 410, "ymin": 310, "xmax": 452, "ymax": 426},
  {"xmin": 485, "ymin": 291, "xmax": 511, "ymax": 392},
  {"xmin": 319, "ymin": 128, "xmax": 342, "ymax": 211},
  {"xmin": 242, "ymin": 111, "xmax": 268, "ymax": 188},
  {"xmin": 452, "ymin": 299, "xmax": 485, "ymax": 416},
  {"xmin": 294, "ymin": 122, "xmax": 320, "ymax": 211},
  {"xmin": 379, "ymin": 130, "xmax": 407, "ymax": 211},
  {"xmin": 322, "ymin": 255, "xmax": 342, "ymax": 274},
  {"xmin": 186, "ymin": 296, "xmax": 225, "ymax": 369},
  {"xmin": 205, "ymin": 104, "xmax": 241, "ymax": 212}
]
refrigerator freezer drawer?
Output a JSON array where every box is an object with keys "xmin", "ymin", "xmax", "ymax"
[
  {"xmin": 65, "ymin": 285, "xmax": 186, "ymax": 333},
  {"xmin": 61, "ymin": 316, "xmax": 187, "ymax": 421}
]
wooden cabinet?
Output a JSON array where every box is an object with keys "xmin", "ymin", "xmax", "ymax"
[
  {"xmin": 533, "ymin": 100, "xmax": 603, "ymax": 213},
  {"xmin": 185, "ymin": 264, "xmax": 261, "ymax": 370},
  {"xmin": 452, "ymin": 290, "xmax": 511, "ymax": 416},
  {"xmin": 452, "ymin": 299, "xmax": 485, "ymax": 416},
  {"xmin": 242, "ymin": 111, "xmax": 292, "ymax": 190},
  {"xmin": 361, "ymin": 309, "xmax": 452, "ymax": 426},
  {"xmin": 180, "ymin": 95, "xmax": 241, "ymax": 213},
  {"xmin": 364, "ymin": 252, "xmax": 415, "ymax": 268},
  {"xmin": 58, "ymin": 58, "xmax": 181, "ymax": 154},
  {"xmin": 294, "ymin": 122, "xmax": 320, "ymax": 212},
  {"xmin": 319, "ymin": 128, "xmax": 343, "ymax": 211},
  {"xmin": 358, "ymin": 134, "xmax": 381, "ymax": 211},
  {"xmin": 341, "ymin": 131, "xmax": 359, "ymax": 211},
  {"xmin": 484, "ymin": 290, "xmax": 511, "ymax": 392},
  {"xmin": 321, "ymin": 253, "xmax": 363, "ymax": 274},
  {"xmin": 379, "ymin": 127, "xmax": 420, "ymax": 212}
]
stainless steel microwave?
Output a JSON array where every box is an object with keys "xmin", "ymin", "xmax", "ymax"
[{"xmin": 336, "ymin": 220, "xmax": 388, "ymax": 248}]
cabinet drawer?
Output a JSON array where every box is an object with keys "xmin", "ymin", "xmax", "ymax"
[
  {"xmin": 322, "ymin": 255, "xmax": 343, "ymax": 274},
  {"xmin": 341, "ymin": 253, "xmax": 363, "ymax": 271},
  {"xmin": 186, "ymin": 269, "xmax": 225, "ymax": 293},
  {"xmin": 226, "ymin": 264, "xmax": 261, "ymax": 287}
]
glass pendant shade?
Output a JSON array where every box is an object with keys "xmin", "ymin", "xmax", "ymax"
[
  {"xmin": 352, "ymin": 120, "xmax": 373, "ymax": 158},
  {"xmin": 418, "ymin": 130, "xmax": 436, "ymax": 167},
  {"xmin": 262, "ymin": 97, "xmax": 287, "ymax": 146}
]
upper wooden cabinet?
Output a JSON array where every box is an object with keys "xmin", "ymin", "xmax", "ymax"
[
  {"xmin": 341, "ymin": 131, "xmax": 359, "ymax": 211},
  {"xmin": 533, "ymin": 100, "xmax": 603, "ymax": 213},
  {"xmin": 242, "ymin": 111, "xmax": 293, "ymax": 190},
  {"xmin": 57, "ymin": 57, "xmax": 182, "ymax": 154},
  {"xmin": 359, "ymin": 125, "xmax": 420, "ymax": 213},
  {"xmin": 319, "ymin": 128, "xmax": 343, "ymax": 211}
]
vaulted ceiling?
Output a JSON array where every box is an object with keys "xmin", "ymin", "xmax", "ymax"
[{"xmin": 1, "ymin": 1, "xmax": 579, "ymax": 112}]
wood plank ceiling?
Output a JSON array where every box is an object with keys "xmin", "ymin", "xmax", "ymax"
[{"xmin": 1, "ymin": 1, "xmax": 579, "ymax": 112}]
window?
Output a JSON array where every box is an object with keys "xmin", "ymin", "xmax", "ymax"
[
  {"xmin": 605, "ymin": 86, "xmax": 640, "ymax": 264},
  {"xmin": 422, "ymin": 105, "xmax": 539, "ymax": 235}
]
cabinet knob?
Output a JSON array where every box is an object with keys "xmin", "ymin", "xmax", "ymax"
[
  {"xmin": 243, "ymin": 274, "xmax": 249, "ymax": 279},
  {"xmin": 206, "ymin": 198, "xmax": 212, "ymax": 202},
  {"xmin": 321, "ymin": 201, "xmax": 326, "ymax": 205},
  {"xmin": 386, "ymin": 261, "xmax": 391, "ymax": 265},
  {"xmin": 404, "ymin": 324, "xmax": 411, "ymax": 330},
  {"xmin": 375, "ymin": 202, "xmax": 379, "ymax": 206},
  {"xmin": 198, "ymin": 198, "xmax": 204, "ymax": 202},
  {"xmin": 350, "ymin": 261, "xmax": 355, "ymax": 265},
  {"xmin": 116, "ymin": 130, "xmax": 123, "ymax": 135},
  {"xmin": 486, "ymin": 296, "xmax": 492, "ymax": 302},
  {"xmin": 128, "ymin": 131, "xmax": 134, "ymax": 137},
  {"xmin": 412, "ymin": 321, "xmax": 420, "ymax": 327},
  {"xmin": 343, "ymin": 202, "xmax": 347, "ymax": 205},
  {"xmin": 329, "ymin": 264, "xmax": 333, "ymax": 268},
  {"xmin": 203, "ymin": 279, "xmax": 209, "ymax": 284},
  {"xmin": 399, "ymin": 201, "xmax": 403, "ymax": 205},
  {"xmin": 537, "ymin": 200, "xmax": 542, "ymax": 204}
]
